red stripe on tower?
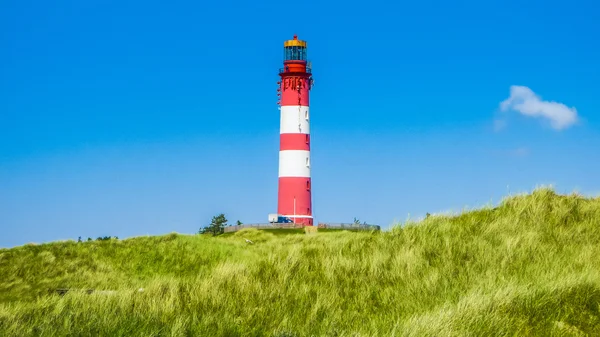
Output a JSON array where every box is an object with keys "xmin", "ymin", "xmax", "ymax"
[
  {"xmin": 280, "ymin": 134, "xmax": 310, "ymax": 151},
  {"xmin": 276, "ymin": 35, "xmax": 314, "ymax": 226}
]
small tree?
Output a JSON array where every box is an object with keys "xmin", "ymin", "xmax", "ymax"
[
  {"xmin": 236, "ymin": 220, "xmax": 243, "ymax": 226},
  {"xmin": 204, "ymin": 213, "xmax": 228, "ymax": 236},
  {"xmin": 353, "ymin": 217, "xmax": 360, "ymax": 225}
]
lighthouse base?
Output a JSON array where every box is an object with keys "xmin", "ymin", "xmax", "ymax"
[
  {"xmin": 279, "ymin": 216, "xmax": 313, "ymax": 226},
  {"xmin": 277, "ymin": 177, "xmax": 312, "ymax": 225}
]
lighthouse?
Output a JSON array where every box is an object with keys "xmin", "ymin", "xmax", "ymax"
[{"xmin": 276, "ymin": 35, "xmax": 314, "ymax": 226}]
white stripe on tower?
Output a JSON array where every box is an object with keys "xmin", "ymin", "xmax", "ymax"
[
  {"xmin": 279, "ymin": 150, "xmax": 310, "ymax": 177},
  {"xmin": 280, "ymin": 105, "xmax": 310, "ymax": 134}
]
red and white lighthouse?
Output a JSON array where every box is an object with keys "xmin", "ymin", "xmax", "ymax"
[{"xmin": 276, "ymin": 35, "xmax": 314, "ymax": 226}]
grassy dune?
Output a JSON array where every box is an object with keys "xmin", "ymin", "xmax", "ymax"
[{"xmin": 1, "ymin": 188, "xmax": 599, "ymax": 336}]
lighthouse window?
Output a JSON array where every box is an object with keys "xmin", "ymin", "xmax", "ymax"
[
  {"xmin": 305, "ymin": 110, "xmax": 309, "ymax": 120},
  {"xmin": 306, "ymin": 181, "xmax": 310, "ymax": 190},
  {"xmin": 305, "ymin": 134, "xmax": 309, "ymax": 144},
  {"xmin": 284, "ymin": 46, "xmax": 307, "ymax": 61},
  {"xmin": 306, "ymin": 157, "xmax": 310, "ymax": 167}
]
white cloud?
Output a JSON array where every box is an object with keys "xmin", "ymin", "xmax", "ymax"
[{"xmin": 499, "ymin": 85, "xmax": 578, "ymax": 130}]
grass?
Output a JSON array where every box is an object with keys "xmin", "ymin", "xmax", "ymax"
[{"xmin": 1, "ymin": 187, "xmax": 599, "ymax": 336}]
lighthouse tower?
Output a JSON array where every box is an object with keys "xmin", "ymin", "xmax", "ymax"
[{"xmin": 276, "ymin": 35, "xmax": 314, "ymax": 226}]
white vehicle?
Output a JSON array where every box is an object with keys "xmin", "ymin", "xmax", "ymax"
[{"xmin": 268, "ymin": 213, "xmax": 294, "ymax": 223}]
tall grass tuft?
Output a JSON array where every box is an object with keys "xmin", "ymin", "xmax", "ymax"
[{"xmin": 1, "ymin": 187, "xmax": 599, "ymax": 336}]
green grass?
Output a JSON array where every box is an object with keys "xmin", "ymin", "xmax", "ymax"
[
  {"xmin": 254, "ymin": 228, "xmax": 306, "ymax": 236},
  {"xmin": 220, "ymin": 228, "xmax": 305, "ymax": 238},
  {"xmin": 1, "ymin": 187, "xmax": 599, "ymax": 336}
]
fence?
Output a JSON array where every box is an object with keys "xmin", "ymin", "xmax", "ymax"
[
  {"xmin": 223, "ymin": 223, "xmax": 305, "ymax": 233},
  {"xmin": 317, "ymin": 223, "xmax": 381, "ymax": 231},
  {"xmin": 223, "ymin": 222, "xmax": 380, "ymax": 233}
]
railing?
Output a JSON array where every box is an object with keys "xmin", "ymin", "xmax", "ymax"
[
  {"xmin": 224, "ymin": 223, "xmax": 305, "ymax": 233},
  {"xmin": 279, "ymin": 67, "xmax": 312, "ymax": 74},
  {"xmin": 223, "ymin": 222, "xmax": 380, "ymax": 233},
  {"xmin": 317, "ymin": 223, "xmax": 381, "ymax": 231}
]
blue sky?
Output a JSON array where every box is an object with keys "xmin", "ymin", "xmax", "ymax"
[{"xmin": 1, "ymin": 0, "xmax": 599, "ymax": 248}]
